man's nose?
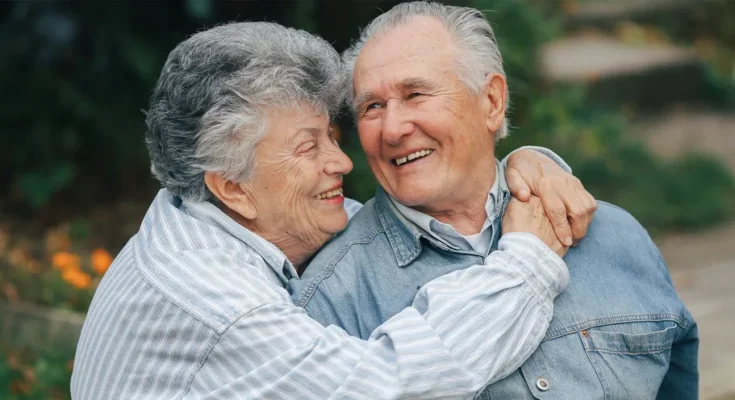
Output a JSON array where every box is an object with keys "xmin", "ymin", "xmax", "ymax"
[
  {"xmin": 382, "ymin": 100, "xmax": 413, "ymax": 146},
  {"xmin": 324, "ymin": 145, "xmax": 354, "ymax": 176}
]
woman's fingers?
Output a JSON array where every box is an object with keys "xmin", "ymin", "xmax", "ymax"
[{"xmin": 505, "ymin": 167, "xmax": 531, "ymax": 201}]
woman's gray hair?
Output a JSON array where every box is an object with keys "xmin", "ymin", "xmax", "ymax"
[
  {"xmin": 343, "ymin": 1, "xmax": 509, "ymax": 138},
  {"xmin": 145, "ymin": 22, "xmax": 347, "ymax": 201}
]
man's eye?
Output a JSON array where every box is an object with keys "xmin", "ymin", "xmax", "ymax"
[{"xmin": 408, "ymin": 92, "xmax": 423, "ymax": 99}]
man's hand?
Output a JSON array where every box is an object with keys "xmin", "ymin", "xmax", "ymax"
[
  {"xmin": 505, "ymin": 149, "xmax": 597, "ymax": 247},
  {"xmin": 502, "ymin": 197, "xmax": 568, "ymax": 258}
]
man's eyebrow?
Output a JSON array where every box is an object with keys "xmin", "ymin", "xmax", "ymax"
[
  {"xmin": 353, "ymin": 78, "xmax": 437, "ymax": 109},
  {"xmin": 400, "ymin": 77, "xmax": 436, "ymax": 91},
  {"xmin": 353, "ymin": 91, "xmax": 373, "ymax": 110}
]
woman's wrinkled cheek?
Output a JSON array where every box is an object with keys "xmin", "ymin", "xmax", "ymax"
[{"xmin": 273, "ymin": 157, "xmax": 321, "ymax": 234}]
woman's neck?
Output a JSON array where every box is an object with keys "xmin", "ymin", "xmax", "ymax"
[
  {"xmin": 218, "ymin": 203, "xmax": 324, "ymax": 271},
  {"xmin": 264, "ymin": 231, "xmax": 323, "ymax": 272}
]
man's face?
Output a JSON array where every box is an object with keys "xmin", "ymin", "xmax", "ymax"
[{"xmin": 353, "ymin": 16, "xmax": 503, "ymax": 212}]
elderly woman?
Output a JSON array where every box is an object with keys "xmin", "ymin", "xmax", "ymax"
[{"xmin": 71, "ymin": 22, "xmax": 592, "ymax": 399}]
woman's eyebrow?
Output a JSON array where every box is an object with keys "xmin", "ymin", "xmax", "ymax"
[
  {"xmin": 287, "ymin": 127, "xmax": 320, "ymax": 147},
  {"xmin": 297, "ymin": 127, "xmax": 321, "ymax": 136}
]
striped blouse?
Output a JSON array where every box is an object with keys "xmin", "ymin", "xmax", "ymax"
[{"xmin": 70, "ymin": 189, "xmax": 568, "ymax": 399}]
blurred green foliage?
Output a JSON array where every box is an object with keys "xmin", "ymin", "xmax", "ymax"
[
  {"xmin": 0, "ymin": 345, "xmax": 72, "ymax": 400},
  {"xmin": 0, "ymin": 0, "xmax": 733, "ymax": 227}
]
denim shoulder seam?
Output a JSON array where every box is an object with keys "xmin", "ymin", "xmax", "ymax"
[{"xmin": 295, "ymin": 227, "xmax": 385, "ymax": 308}]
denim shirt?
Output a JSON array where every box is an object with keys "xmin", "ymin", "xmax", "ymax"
[{"xmin": 291, "ymin": 168, "xmax": 698, "ymax": 399}]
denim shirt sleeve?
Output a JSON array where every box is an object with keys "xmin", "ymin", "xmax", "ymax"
[{"xmin": 657, "ymin": 305, "xmax": 699, "ymax": 399}]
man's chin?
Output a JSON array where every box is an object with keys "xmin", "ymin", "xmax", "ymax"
[
  {"xmin": 383, "ymin": 177, "xmax": 441, "ymax": 207},
  {"xmin": 389, "ymin": 190, "xmax": 434, "ymax": 208}
]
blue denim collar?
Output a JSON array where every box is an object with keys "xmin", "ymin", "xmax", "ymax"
[
  {"xmin": 374, "ymin": 187, "xmax": 425, "ymax": 267},
  {"xmin": 374, "ymin": 159, "xmax": 510, "ymax": 268}
]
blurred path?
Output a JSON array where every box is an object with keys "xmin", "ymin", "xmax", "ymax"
[
  {"xmin": 658, "ymin": 225, "xmax": 735, "ymax": 400},
  {"xmin": 642, "ymin": 109, "xmax": 735, "ymax": 400}
]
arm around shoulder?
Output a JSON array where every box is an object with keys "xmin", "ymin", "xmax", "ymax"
[{"xmin": 232, "ymin": 230, "xmax": 569, "ymax": 399}]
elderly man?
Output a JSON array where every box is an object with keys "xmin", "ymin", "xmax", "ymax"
[{"xmin": 291, "ymin": 2, "xmax": 699, "ymax": 399}]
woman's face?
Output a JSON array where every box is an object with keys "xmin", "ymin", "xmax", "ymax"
[{"xmin": 245, "ymin": 106, "xmax": 353, "ymax": 258}]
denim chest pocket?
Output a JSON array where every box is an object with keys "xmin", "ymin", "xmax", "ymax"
[
  {"xmin": 479, "ymin": 319, "xmax": 679, "ymax": 400},
  {"xmin": 581, "ymin": 320, "xmax": 677, "ymax": 354},
  {"xmin": 577, "ymin": 320, "xmax": 678, "ymax": 399}
]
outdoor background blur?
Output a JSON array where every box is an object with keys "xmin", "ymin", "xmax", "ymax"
[{"xmin": 1, "ymin": 0, "xmax": 733, "ymax": 398}]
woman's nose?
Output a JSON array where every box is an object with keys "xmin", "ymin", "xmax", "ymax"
[{"xmin": 324, "ymin": 145, "xmax": 353, "ymax": 176}]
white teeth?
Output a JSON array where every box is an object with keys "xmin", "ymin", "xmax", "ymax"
[
  {"xmin": 395, "ymin": 149, "xmax": 432, "ymax": 166},
  {"xmin": 316, "ymin": 188, "xmax": 343, "ymax": 200}
]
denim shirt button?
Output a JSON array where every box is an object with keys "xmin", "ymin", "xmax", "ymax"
[{"xmin": 536, "ymin": 377, "xmax": 550, "ymax": 391}]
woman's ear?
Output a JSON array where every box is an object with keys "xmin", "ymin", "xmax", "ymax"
[
  {"xmin": 482, "ymin": 73, "xmax": 507, "ymax": 135},
  {"xmin": 204, "ymin": 172, "xmax": 258, "ymax": 220}
]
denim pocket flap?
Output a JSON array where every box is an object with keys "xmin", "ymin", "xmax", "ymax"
[{"xmin": 580, "ymin": 321, "xmax": 677, "ymax": 355}]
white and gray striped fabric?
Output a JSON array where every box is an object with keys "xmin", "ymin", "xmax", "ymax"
[{"xmin": 70, "ymin": 189, "xmax": 568, "ymax": 399}]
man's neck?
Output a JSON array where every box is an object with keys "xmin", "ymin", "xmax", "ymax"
[{"xmin": 415, "ymin": 162, "xmax": 497, "ymax": 236}]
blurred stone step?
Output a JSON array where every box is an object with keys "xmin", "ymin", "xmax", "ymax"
[
  {"xmin": 540, "ymin": 35, "xmax": 707, "ymax": 110},
  {"xmin": 0, "ymin": 300, "xmax": 84, "ymax": 354},
  {"xmin": 631, "ymin": 109, "xmax": 735, "ymax": 173},
  {"xmin": 565, "ymin": 0, "xmax": 701, "ymax": 30}
]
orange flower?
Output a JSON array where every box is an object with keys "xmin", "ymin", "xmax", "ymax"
[
  {"xmin": 52, "ymin": 251, "xmax": 81, "ymax": 272},
  {"xmin": 62, "ymin": 268, "xmax": 92, "ymax": 290},
  {"xmin": 90, "ymin": 249, "xmax": 113, "ymax": 275}
]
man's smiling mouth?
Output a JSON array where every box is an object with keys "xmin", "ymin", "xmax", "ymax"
[{"xmin": 393, "ymin": 149, "xmax": 434, "ymax": 166}]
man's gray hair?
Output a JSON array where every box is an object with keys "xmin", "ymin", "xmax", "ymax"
[
  {"xmin": 343, "ymin": 1, "xmax": 509, "ymax": 138},
  {"xmin": 145, "ymin": 22, "xmax": 346, "ymax": 201}
]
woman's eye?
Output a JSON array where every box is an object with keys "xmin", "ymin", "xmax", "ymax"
[{"xmin": 297, "ymin": 142, "xmax": 317, "ymax": 153}]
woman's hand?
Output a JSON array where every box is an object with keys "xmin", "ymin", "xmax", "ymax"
[
  {"xmin": 502, "ymin": 196, "xmax": 568, "ymax": 258},
  {"xmin": 505, "ymin": 149, "xmax": 597, "ymax": 247}
]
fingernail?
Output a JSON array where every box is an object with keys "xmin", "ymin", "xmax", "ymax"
[{"xmin": 564, "ymin": 237, "xmax": 573, "ymax": 246}]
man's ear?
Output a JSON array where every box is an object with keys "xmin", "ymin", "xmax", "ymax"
[
  {"xmin": 204, "ymin": 172, "xmax": 258, "ymax": 220},
  {"xmin": 482, "ymin": 73, "xmax": 507, "ymax": 135}
]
